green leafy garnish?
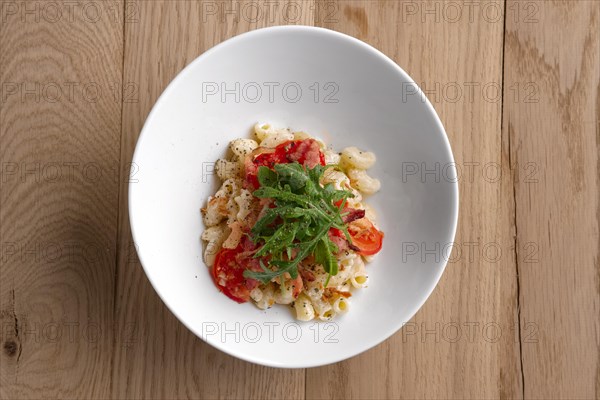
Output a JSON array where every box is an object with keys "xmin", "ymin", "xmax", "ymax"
[{"xmin": 243, "ymin": 162, "xmax": 354, "ymax": 286}]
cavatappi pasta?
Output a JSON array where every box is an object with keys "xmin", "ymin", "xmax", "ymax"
[{"xmin": 201, "ymin": 123, "xmax": 383, "ymax": 321}]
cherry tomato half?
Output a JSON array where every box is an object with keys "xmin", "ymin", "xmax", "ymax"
[
  {"xmin": 212, "ymin": 248, "xmax": 251, "ymax": 303},
  {"xmin": 348, "ymin": 218, "xmax": 384, "ymax": 256}
]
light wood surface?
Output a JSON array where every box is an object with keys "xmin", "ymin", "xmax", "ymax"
[
  {"xmin": 1, "ymin": 1, "xmax": 598, "ymax": 399},
  {"xmin": 503, "ymin": 1, "xmax": 599, "ymax": 398},
  {"xmin": 0, "ymin": 1, "xmax": 124, "ymax": 398},
  {"xmin": 308, "ymin": 1, "xmax": 519, "ymax": 399}
]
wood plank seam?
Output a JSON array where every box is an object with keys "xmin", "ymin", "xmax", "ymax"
[
  {"xmin": 507, "ymin": 104, "xmax": 525, "ymax": 400},
  {"xmin": 110, "ymin": 1, "xmax": 129, "ymax": 398},
  {"xmin": 500, "ymin": 0, "xmax": 525, "ymax": 397}
]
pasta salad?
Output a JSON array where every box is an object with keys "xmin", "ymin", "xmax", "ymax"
[{"xmin": 201, "ymin": 123, "xmax": 384, "ymax": 321}]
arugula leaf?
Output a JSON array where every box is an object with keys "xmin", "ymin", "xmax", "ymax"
[
  {"xmin": 308, "ymin": 164, "xmax": 325, "ymax": 185},
  {"xmin": 243, "ymin": 162, "xmax": 355, "ymax": 285},
  {"xmin": 257, "ymin": 166, "xmax": 279, "ymax": 188},
  {"xmin": 274, "ymin": 163, "xmax": 308, "ymax": 191},
  {"xmin": 314, "ymin": 236, "xmax": 339, "ymax": 286},
  {"xmin": 254, "ymin": 221, "xmax": 299, "ymax": 257},
  {"xmin": 250, "ymin": 208, "xmax": 279, "ymax": 235}
]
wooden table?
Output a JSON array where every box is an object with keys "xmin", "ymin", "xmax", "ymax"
[{"xmin": 1, "ymin": 1, "xmax": 598, "ymax": 399}]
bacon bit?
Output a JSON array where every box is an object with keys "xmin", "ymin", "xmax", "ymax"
[
  {"xmin": 298, "ymin": 266, "xmax": 316, "ymax": 282},
  {"xmin": 322, "ymin": 288, "xmax": 352, "ymax": 301},
  {"xmin": 245, "ymin": 278, "xmax": 260, "ymax": 290},
  {"xmin": 348, "ymin": 242, "xmax": 361, "ymax": 252},
  {"xmin": 286, "ymin": 139, "xmax": 324, "ymax": 167},
  {"xmin": 235, "ymin": 235, "xmax": 260, "ymax": 261},
  {"xmin": 342, "ymin": 208, "xmax": 366, "ymax": 224},
  {"xmin": 289, "ymin": 274, "xmax": 303, "ymax": 298},
  {"xmin": 329, "ymin": 232, "xmax": 349, "ymax": 253},
  {"xmin": 329, "ymin": 227, "xmax": 354, "ymax": 253},
  {"xmin": 331, "ymin": 288, "xmax": 352, "ymax": 298}
]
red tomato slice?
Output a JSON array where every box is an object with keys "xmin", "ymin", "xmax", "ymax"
[
  {"xmin": 281, "ymin": 139, "xmax": 325, "ymax": 166},
  {"xmin": 244, "ymin": 149, "xmax": 283, "ymax": 189},
  {"xmin": 244, "ymin": 139, "xmax": 325, "ymax": 189},
  {"xmin": 348, "ymin": 218, "xmax": 384, "ymax": 256},
  {"xmin": 212, "ymin": 247, "xmax": 252, "ymax": 303}
]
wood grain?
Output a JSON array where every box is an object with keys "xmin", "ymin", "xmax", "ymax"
[
  {"xmin": 0, "ymin": 0, "xmax": 124, "ymax": 398},
  {"xmin": 110, "ymin": 1, "xmax": 313, "ymax": 398},
  {"xmin": 307, "ymin": 1, "xmax": 522, "ymax": 398},
  {"xmin": 503, "ymin": 1, "xmax": 600, "ymax": 398}
]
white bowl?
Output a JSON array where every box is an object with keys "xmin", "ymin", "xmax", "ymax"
[{"xmin": 130, "ymin": 26, "xmax": 458, "ymax": 368}]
